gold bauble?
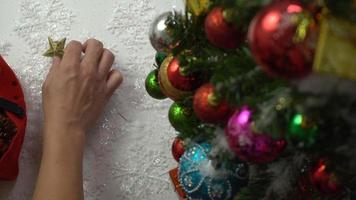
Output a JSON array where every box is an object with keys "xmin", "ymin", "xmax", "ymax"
[{"xmin": 158, "ymin": 55, "xmax": 193, "ymax": 101}]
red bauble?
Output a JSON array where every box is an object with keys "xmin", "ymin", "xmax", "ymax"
[
  {"xmin": 159, "ymin": 56, "xmax": 193, "ymax": 101},
  {"xmin": 193, "ymin": 83, "xmax": 231, "ymax": 124},
  {"xmin": 205, "ymin": 7, "xmax": 243, "ymax": 49},
  {"xmin": 172, "ymin": 138, "xmax": 185, "ymax": 162},
  {"xmin": 167, "ymin": 58, "xmax": 201, "ymax": 91},
  {"xmin": 310, "ymin": 160, "xmax": 342, "ymax": 195},
  {"xmin": 297, "ymin": 175, "xmax": 314, "ymax": 200},
  {"xmin": 248, "ymin": 0, "xmax": 317, "ymax": 79}
]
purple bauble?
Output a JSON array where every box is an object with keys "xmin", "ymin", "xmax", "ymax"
[{"xmin": 225, "ymin": 107, "xmax": 286, "ymax": 163}]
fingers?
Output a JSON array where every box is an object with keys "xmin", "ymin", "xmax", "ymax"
[
  {"xmin": 52, "ymin": 56, "xmax": 61, "ymax": 67},
  {"xmin": 82, "ymin": 39, "xmax": 104, "ymax": 72},
  {"xmin": 61, "ymin": 40, "xmax": 82, "ymax": 69},
  {"xmin": 48, "ymin": 56, "xmax": 61, "ymax": 75},
  {"xmin": 56, "ymin": 38, "xmax": 122, "ymax": 97},
  {"xmin": 98, "ymin": 49, "xmax": 115, "ymax": 78},
  {"xmin": 106, "ymin": 69, "xmax": 123, "ymax": 96}
]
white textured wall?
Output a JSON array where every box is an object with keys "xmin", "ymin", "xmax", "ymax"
[{"xmin": 0, "ymin": 0, "xmax": 182, "ymax": 199}]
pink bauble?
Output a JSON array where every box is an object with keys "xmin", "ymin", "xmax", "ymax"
[{"xmin": 225, "ymin": 107, "xmax": 286, "ymax": 163}]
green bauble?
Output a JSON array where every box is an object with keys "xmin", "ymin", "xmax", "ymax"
[
  {"xmin": 287, "ymin": 114, "xmax": 318, "ymax": 148},
  {"xmin": 155, "ymin": 52, "xmax": 167, "ymax": 67},
  {"xmin": 145, "ymin": 69, "xmax": 167, "ymax": 99},
  {"xmin": 169, "ymin": 102, "xmax": 199, "ymax": 133}
]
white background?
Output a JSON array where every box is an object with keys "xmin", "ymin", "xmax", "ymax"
[{"xmin": 0, "ymin": 0, "xmax": 184, "ymax": 199}]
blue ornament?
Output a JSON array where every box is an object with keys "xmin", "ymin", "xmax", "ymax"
[{"xmin": 179, "ymin": 143, "xmax": 248, "ymax": 200}]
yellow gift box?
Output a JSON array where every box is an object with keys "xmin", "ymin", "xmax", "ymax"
[
  {"xmin": 313, "ymin": 15, "xmax": 356, "ymax": 80},
  {"xmin": 187, "ymin": 0, "xmax": 210, "ymax": 16}
]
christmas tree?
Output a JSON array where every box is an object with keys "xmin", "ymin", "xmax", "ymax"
[{"xmin": 145, "ymin": 0, "xmax": 356, "ymax": 199}]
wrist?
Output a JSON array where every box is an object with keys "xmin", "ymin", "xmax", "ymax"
[
  {"xmin": 43, "ymin": 121, "xmax": 86, "ymax": 148},
  {"xmin": 44, "ymin": 119, "xmax": 85, "ymax": 134}
]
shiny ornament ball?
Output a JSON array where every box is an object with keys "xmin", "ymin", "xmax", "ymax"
[
  {"xmin": 288, "ymin": 114, "xmax": 318, "ymax": 148},
  {"xmin": 205, "ymin": 7, "xmax": 243, "ymax": 49},
  {"xmin": 169, "ymin": 102, "xmax": 200, "ymax": 134},
  {"xmin": 159, "ymin": 56, "xmax": 193, "ymax": 101},
  {"xmin": 172, "ymin": 138, "xmax": 185, "ymax": 162},
  {"xmin": 225, "ymin": 107, "xmax": 286, "ymax": 163},
  {"xmin": 167, "ymin": 57, "xmax": 202, "ymax": 91},
  {"xmin": 193, "ymin": 83, "xmax": 231, "ymax": 124},
  {"xmin": 179, "ymin": 143, "xmax": 248, "ymax": 200},
  {"xmin": 310, "ymin": 159, "xmax": 342, "ymax": 195},
  {"xmin": 145, "ymin": 69, "xmax": 166, "ymax": 99},
  {"xmin": 155, "ymin": 52, "xmax": 167, "ymax": 66},
  {"xmin": 149, "ymin": 12, "xmax": 178, "ymax": 53},
  {"xmin": 248, "ymin": 0, "xmax": 316, "ymax": 79}
]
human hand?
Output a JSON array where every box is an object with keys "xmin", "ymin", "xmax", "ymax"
[{"xmin": 42, "ymin": 38, "xmax": 123, "ymax": 135}]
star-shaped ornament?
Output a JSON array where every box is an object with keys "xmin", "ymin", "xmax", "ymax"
[{"xmin": 43, "ymin": 37, "xmax": 66, "ymax": 58}]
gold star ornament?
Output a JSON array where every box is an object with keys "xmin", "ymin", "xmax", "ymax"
[{"xmin": 43, "ymin": 37, "xmax": 66, "ymax": 58}]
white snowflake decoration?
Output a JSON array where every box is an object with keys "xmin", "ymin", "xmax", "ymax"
[{"xmin": 14, "ymin": 0, "xmax": 74, "ymax": 55}]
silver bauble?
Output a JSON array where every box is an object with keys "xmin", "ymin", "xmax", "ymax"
[{"xmin": 149, "ymin": 12, "xmax": 177, "ymax": 53}]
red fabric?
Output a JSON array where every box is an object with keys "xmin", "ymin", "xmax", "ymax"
[
  {"xmin": 0, "ymin": 55, "xmax": 27, "ymax": 180},
  {"xmin": 169, "ymin": 168, "xmax": 187, "ymax": 200}
]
